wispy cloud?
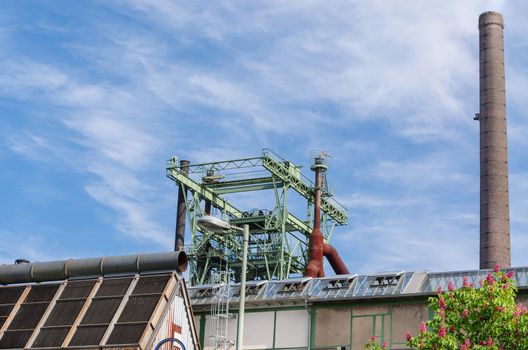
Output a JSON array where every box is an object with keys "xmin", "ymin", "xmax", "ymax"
[{"xmin": 2, "ymin": 0, "xmax": 527, "ymax": 274}]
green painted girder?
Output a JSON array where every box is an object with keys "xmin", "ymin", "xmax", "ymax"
[
  {"xmin": 261, "ymin": 154, "xmax": 348, "ymax": 225},
  {"xmin": 167, "ymin": 167, "xmax": 312, "ymax": 235},
  {"xmin": 209, "ymin": 180, "xmax": 279, "ymax": 195},
  {"xmin": 166, "ymin": 168, "xmax": 243, "ymax": 218},
  {"xmin": 170, "ymin": 156, "xmax": 263, "ymax": 174},
  {"xmin": 204, "ymin": 176, "xmax": 276, "ymax": 189}
]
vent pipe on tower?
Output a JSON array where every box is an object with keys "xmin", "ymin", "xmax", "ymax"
[
  {"xmin": 175, "ymin": 159, "xmax": 190, "ymax": 251},
  {"xmin": 304, "ymin": 153, "xmax": 349, "ymax": 277},
  {"xmin": 478, "ymin": 11, "xmax": 511, "ymax": 269},
  {"xmin": 304, "ymin": 156, "xmax": 325, "ymax": 277}
]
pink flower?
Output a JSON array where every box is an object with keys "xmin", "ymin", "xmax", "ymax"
[
  {"xmin": 382, "ymin": 341, "xmax": 387, "ymax": 348},
  {"xmin": 470, "ymin": 282, "xmax": 474, "ymax": 288},
  {"xmin": 463, "ymin": 276, "xmax": 469, "ymax": 288},
  {"xmin": 438, "ymin": 326, "xmax": 446, "ymax": 337},
  {"xmin": 449, "ymin": 325, "xmax": 455, "ymax": 333},
  {"xmin": 448, "ymin": 281, "xmax": 455, "ymax": 291},
  {"xmin": 439, "ymin": 297, "xmax": 446, "ymax": 309},
  {"xmin": 436, "ymin": 286, "xmax": 442, "ymax": 294},
  {"xmin": 503, "ymin": 283, "xmax": 509, "ymax": 289},
  {"xmin": 487, "ymin": 336, "xmax": 493, "ymax": 346},
  {"xmin": 465, "ymin": 339, "xmax": 471, "ymax": 346},
  {"xmin": 371, "ymin": 336, "xmax": 376, "ymax": 341},
  {"xmin": 419, "ymin": 321, "xmax": 427, "ymax": 333},
  {"xmin": 462, "ymin": 308, "xmax": 468, "ymax": 318},
  {"xmin": 494, "ymin": 263, "xmax": 500, "ymax": 273},
  {"xmin": 515, "ymin": 304, "xmax": 527, "ymax": 317},
  {"xmin": 486, "ymin": 273, "xmax": 494, "ymax": 285},
  {"xmin": 506, "ymin": 270, "xmax": 515, "ymax": 279},
  {"xmin": 406, "ymin": 331, "xmax": 412, "ymax": 341}
]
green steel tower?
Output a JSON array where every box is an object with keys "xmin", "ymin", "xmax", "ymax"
[{"xmin": 166, "ymin": 149, "xmax": 348, "ymax": 285}]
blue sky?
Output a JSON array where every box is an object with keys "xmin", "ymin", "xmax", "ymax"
[{"xmin": 1, "ymin": 0, "xmax": 528, "ymax": 274}]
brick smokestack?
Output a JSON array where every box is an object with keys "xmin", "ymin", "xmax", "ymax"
[{"xmin": 478, "ymin": 11, "xmax": 511, "ymax": 269}]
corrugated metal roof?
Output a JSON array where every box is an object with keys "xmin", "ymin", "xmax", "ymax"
[{"xmin": 0, "ymin": 272, "xmax": 199, "ymax": 349}]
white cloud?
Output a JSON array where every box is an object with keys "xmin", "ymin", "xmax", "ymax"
[
  {"xmin": 2, "ymin": 0, "xmax": 528, "ymax": 275},
  {"xmin": 0, "ymin": 229, "xmax": 65, "ymax": 264}
]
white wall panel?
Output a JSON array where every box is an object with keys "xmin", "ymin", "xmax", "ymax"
[
  {"xmin": 243, "ymin": 311, "xmax": 274, "ymax": 349},
  {"xmin": 274, "ymin": 309, "xmax": 309, "ymax": 348}
]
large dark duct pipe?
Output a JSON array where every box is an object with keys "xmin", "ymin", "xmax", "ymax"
[
  {"xmin": 478, "ymin": 11, "xmax": 511, "ymax": 268},
  {"xmin": 0, "ymin": 251, "xmax": 188, "ymax": 285},
  {"xmin": 323, "ymin": 243, "xmax": 350, "ymax": 275},
  {"xmin": 175, "ymin": 160, "xmax": 190, "ymax": 251}
]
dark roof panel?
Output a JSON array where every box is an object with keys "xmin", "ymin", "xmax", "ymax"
[
  {"xmin": 80, "ymin": 297, "xmax": 121, "ymax": 325},
  {"xmin": 32, "ymin": 327, "xmax": 70, "ymax": 348},
  {"xmin": 25, "ymin": 284, "xmax": 59, "ymax": 303},
  {"xmin": 96, "ymin": 277, "xmax": 132, "ymax": 297},
  {"xmin": 0, "ymin": 287, "xmax": 24, "ymax": 304},
  {"xmin": 106, "ymin": 322, "xmax": 148, "ymax": 345},
  {"xmin": 45, "ymin": 299, "xmax": 85, "ymax": 326},
  {"xmin": 0, "ymin": 305, "xmax": 14, "ymax": 318},
  {"xmin": 118, "ymin": 294, "xmax": 160, "ymax": 323},
  {"xmin": 60, "ymin": 280, "xmax": 96, "ymax": 299},
  {"xmin": 68, "ymin": 325, "xmax": 107, "ymax": 346},
  {"xmin": 132, "ymin": 274, "xmax": 170, "ymax": 294},
  {"xmin": 0, "ymin": 330, "xmax": 33, "ymax": 349},
  {"xmin": 9, "ymin": 303, "xmax": 48, "ymax": 329}
]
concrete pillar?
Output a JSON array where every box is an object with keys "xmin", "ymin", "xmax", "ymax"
[{"xmin": 478, "ymin": 11, "xmax": 511, "ymax": 268}]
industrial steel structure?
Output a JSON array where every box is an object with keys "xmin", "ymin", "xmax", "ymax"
[{"xmin": 166, "ymin": 149, "xmax": 348, "ymax": 285}]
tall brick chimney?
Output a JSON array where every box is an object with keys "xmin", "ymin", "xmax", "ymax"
[{"xmin": 478, "ymin": 11, "xmax": 511, "ymax": 269}]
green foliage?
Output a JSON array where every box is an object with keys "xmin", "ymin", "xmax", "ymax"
[{"xmin": 365, "ymin": 266, "xmax": 528, "ymax": 349}]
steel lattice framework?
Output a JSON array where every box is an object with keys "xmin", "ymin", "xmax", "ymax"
[{"xmin": 166, "ymin": 149, "xmax": 348, "ymax": 285}]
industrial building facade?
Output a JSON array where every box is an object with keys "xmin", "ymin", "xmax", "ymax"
[{"xmin": 190, "ymin": 268, "xmax": 528, "ymax": 350}]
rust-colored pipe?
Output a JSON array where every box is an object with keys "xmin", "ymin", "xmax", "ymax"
[
  {"xmin": 174, "ymin": 160, "xmax": 190, "ymax": 251},
  {"xmin": 304, "ymin": 160, "xmax": 325, "ymax": 277},
  {"xmin": 204, "ymin": 200, "xmax": 212, "ymax": 215},
  {"xmin": 305, "ymin": 156, "xmax": 349, "ymax": 277},
  {"xmin": 323, "ymin": 243, "xmax": 350, "ymax": 275}
]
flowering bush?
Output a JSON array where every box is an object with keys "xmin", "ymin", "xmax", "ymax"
[{"xmin": 365, "ymin": 265, "xmax": 528, "ymax": 349}]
